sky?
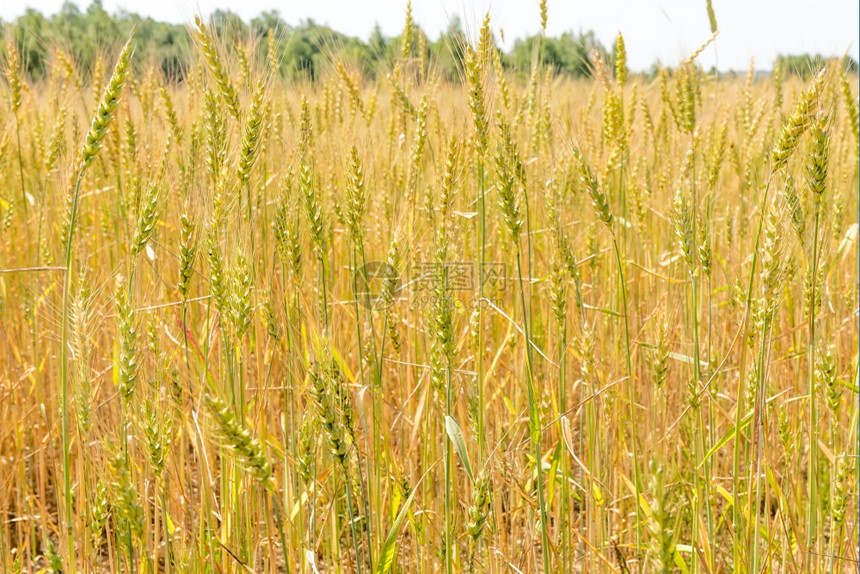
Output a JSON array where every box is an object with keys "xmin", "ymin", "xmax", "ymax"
[{"xmin": 2, "ymin": 0, "xmax": 858, "ymax": 72}]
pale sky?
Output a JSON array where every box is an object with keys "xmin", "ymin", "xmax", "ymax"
[{"xmin": 2, "ymin": 0, "xmax": 858, "ymax": 72}]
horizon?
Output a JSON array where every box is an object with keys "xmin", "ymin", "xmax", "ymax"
[{"xmin": 3, "ymin": 0, "xmax": 858, "ymax": 73}]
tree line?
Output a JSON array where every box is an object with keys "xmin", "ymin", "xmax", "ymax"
[{"xmin": 3, "ymin": 0, "xmax": 855, "ymax": 82}]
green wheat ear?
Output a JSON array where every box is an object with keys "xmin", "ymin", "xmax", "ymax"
[
  {"xmin": 706, "ymin": 0, "xmax": 718, "ymax": 33},
  {"xmin": 108, "ymin": 447, "xmax": 145, "ymax": 540},
  {"xmin": 401, "ymin": 1, "xmax": 413, "ymax": 59},
  {"xmin": 237, "ymin": 79, "xmax": 266, "ymax": 183},
  {"xmin": 193, "ymin": 14, "xmax": 241, "ymax": 120},
  {"xmin": 308, "ymin": 360, "xmax": 350, "ymax": 466},
  {"xmin": 4, "ymin": 36, "xmax": 23, "ymax": 112},
  {"xmin": 346, "ymin": 144, "xmax": 368, "ymax": 242},
  {"xmin": 178, "ymin": 207, "xmax": 197, "ymax": 298},
  {"xmin": 494, "ymin": 113, "xmax": 523, "ymax": 244},
  {"xmin": 115, "ymin": 275, "xmax": 138, "ymax": 403},
  {"xmin": 80, "ymin": 37, "xmax": 133, "ymax": 171},
  {"xmin": 807, "ymin": 115, "xmax": 830, "ymax": 204},
  {"xmin": 204, "ymin": 393, "xmax": 274, "ymax": 486},
  {"xmin": 771, "ymin": 69, "xmax": 824, "ymax": 171},
  {"xmin": 131, "ymin": 182, "xmax": 160, "ymax": 258},
  {"xmin": 574, "ymin": 149, "xmax": 614, "ymax": 228},
  {"xmin": 230, "ymin": 252, "xmax": 253, "ymax": 339},
  {"xmin": 465, "ymin": 46, "xmax": 488, "ymax": 160},
  {"xmin": 615, "ymin": 32, "xmax": 627, "ymax": 87},
  {"xmin": 673, "ymin": 187, "xmax": 695, "ymax": 271}
]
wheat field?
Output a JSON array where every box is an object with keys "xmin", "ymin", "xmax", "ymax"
[{"xmin": 0, "ymin": 4, "xmax": 858, "ymax": 573}]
